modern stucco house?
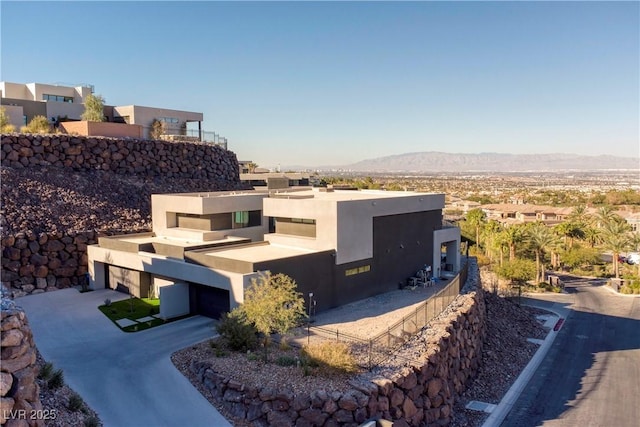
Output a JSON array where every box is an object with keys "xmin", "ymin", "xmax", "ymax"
[
  {"xmin": 87, "ymin": 187, "xmax": 460, "ymax": 320},
  {"xmin": 0, "ymin": 81, "xmax": 206, "ymax": 140}
]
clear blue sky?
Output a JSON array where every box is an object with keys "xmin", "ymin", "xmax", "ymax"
[{"xmin": 2, "ymin": 1, "xmax": 638, "ymax": 169}]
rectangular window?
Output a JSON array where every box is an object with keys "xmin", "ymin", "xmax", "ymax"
[
  {"xmin": 234, "ymin": 211, "xmax": 248, "ymax": 226},
  {"xmin": 345, "ymin": 265, "xmax": 371, "ymax": 277},
  {"xmin": 291, "ymin": 218, "xmax": 316, "ymax": 224},
  {"xmin": 42, "ymin": 94, "xmax": 73, "ymax": 103},
  {"xmin": 233, "ymin": 210, "xmax": 261, "ymax": 228}
]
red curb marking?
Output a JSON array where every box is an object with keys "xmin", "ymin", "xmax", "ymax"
[{"xmin": 553, "ymin": 318, "xmax": 564, "ymax": 331}]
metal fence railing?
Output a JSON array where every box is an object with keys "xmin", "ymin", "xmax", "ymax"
[{"xmin": 303, "ymin": 261, "xmax": 469, "ymax": 370}]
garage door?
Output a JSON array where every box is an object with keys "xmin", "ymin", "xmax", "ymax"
[{"xmin": 191, "ymin": 285, "xmax": 230, "ymax": 319}]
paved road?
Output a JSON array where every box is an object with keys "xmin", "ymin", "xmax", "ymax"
[
  {"xmin": 16, "ymin": 288, "xmax": 231, "ymax": 427},
  {"xmin": 501, "ymin": 276, "xmax": 640, "ymax": 427}
]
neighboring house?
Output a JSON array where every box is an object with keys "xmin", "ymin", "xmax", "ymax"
[
  {"xmin": 481, "ymin": 204, "xmax": 573, "ymax": 226},
  {"xmin": 615, "ymin": 210, "xmax": 640, "ymax": 232},
  {"xmin": 447, "ymin": 198, "xmax": 481, "ymax": 214},
  {"xmin": 240, "ymin": 172, "xmax": 311, "ymax": 189},
  {"xmin": 1, "ymin": 81, "xmax": 206, "ymax": 141},
  {"xmin": 88, "ymin": 187, "xmax": 460, "ymax": 320}
]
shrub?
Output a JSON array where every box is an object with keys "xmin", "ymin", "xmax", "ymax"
[
  {"xmin": 0, "ymin": 106, "xmax": 16, "ymax": 133},
  {"xmin": 68, "ymin": 393, "xmax": 84, "ymax": 412},
  {"xmin": 22, "ymin": 115, "xmax": 51, "ymax": 134},
  {"xmin": 216, "ymin": 311, "xmax": 258, "ymax": 352},
  {"xmin": 301, "ymin": 342, "xmax": 358, "ymax": 374},
  {"xmin": 104, "ymin": 298, "xmax": 111, "ymax": 307},
  {"xmin": 48, "ymin": 368, "xmax": 64, "ymax": 389},
  {"xmin": 38, "ymin": 362, "xmax": 54, "ymax": 380},
  {"xmin": 275, "ymin": 355, "xmax": 298, "ymax": 367}
]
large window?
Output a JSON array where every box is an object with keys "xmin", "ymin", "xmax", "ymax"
[
  {"xmin": 232, "ymin": 210, "xmax": 261, "ymax": 228},
  {"xmin": 42, "ymin": 94, "xmax": 74, "ymax": 103},
  {"xmin": 274, "ymin": 217, "xmax": 316, "ymax": 237}
]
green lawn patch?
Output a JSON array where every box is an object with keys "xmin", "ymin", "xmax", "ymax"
[
  {"xmin": 99, "ymin": 297, "xmax": 167, "ymax": 332},
  {"xmin": 99, "ymin": 297, "xmax": 193, "ymax": 332}
]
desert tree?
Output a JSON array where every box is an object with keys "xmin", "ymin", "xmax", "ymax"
[
  {"xmin": 238, "ymin": 272, "xmax": 306, "ymax": 360},
  {"xmin": 149, "ymin": 119, "xmax": 165, "ymax": 140},
  {"xmin": 81, "ymin": 93, "xmax": 106, "ymax": 122}
]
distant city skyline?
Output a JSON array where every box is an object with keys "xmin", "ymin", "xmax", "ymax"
[{"xmin": 1, "ymin": 1, "xmax": 638, "ymax": 168}]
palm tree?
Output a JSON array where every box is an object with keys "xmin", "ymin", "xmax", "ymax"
[
  {"xmin": 583, "ymin": 225, "xmax": 602, "ymax": 248},
  {"xmin": 594, "ymin": 205, "xmax": 617, "ymax": 229},
  {"xmin": 568, "ymin": 205, "xmax": 589, "ymax": 223},
  {"xmin": 600, "ymin": 220, "xmax": 632, "ymax": 278},
  {"xmin": 528, "ymin": 223, "xmax": 560, "ymax": 283},
  {"xmin": 503, "ymin": 224, "xmax": 526, "ymax": 262},
  {"xmin": 466, "ymin": 208, "xmax": 487, "ymax": 249},
  {"xmin": 554, "ymin": 221, "xmax": 585, "ymax": 249},
  {"xmin": 481, "ymin": 220, "xmax": 502, "ymax": 262}
]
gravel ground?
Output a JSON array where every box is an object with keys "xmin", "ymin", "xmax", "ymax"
[
  {"xmin": 449, "ymin": 292, "xmax": 550, "ymax": 427},
  {"xmin": 35, "ymin": 352, "xmax": 102, "ymax": 427},
  {"xmin": 172, "ymin": 263, "xmax": 551, "ymax": 427},
  {"xmin": 0, "ymin": 166, "xmax": 245, "ymax": 235}
]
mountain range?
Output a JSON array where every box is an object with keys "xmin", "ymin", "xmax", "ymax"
[{"xmin": 304, "ymin": 152, "xmax": 639, "ymax": 173}]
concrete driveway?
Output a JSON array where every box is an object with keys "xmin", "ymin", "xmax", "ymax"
[{"xmin": 16, "ymin": 288, "xmax": 231, "ymax": 427}]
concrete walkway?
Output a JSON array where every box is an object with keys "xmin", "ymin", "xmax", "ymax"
[{"xmin": 16, "ymin": 288, "xmax": 231, "ymax": 427}]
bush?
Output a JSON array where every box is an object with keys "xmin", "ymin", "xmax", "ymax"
[
  {"xmin": 275, "ymin": 355, "xmax": 298, "ymax": 367},
  {"xmin": 216, "ymin": 311, "xmax": 258, "ymax": 352},
  {"xmin": 0, "ymin": 107, "xmax": 16, "ymax": 133},
  {"xmin": 301, "ymin": 342, "xmax": 358, "ymax": 374},
  {"xmin": 48, "ymin": 368, "xmax": 64, "ymax": 389},
  {"xmin": 22, "ymin": 115, "xmax": 51, "ymax": 134},
  {"xmin": 620, "ymin": 279, "xmax": 640, "ymax": 294},
  {"xmin": 104, "ymin": 298, "xmax": 112, "ymax": 307},
  {"xmin": 68, "ymin": 393, "xmax": 84, "ymax": 412},
  {"xmin": 38, "ymin": 362, "xmax": 54, "ymax": 380}
]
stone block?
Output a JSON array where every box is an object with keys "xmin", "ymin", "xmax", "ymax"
[
  {"xmin": 0, "ymin": 372, "xmax": 13, "ymax": 396},
  {"xmin": 1, "ymin": 328, "xmax": 24, "ymax": 347}
]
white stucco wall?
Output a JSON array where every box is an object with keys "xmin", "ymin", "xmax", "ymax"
[
  {"xmin": 265, "ymin": 191, "xmax": 445, "ymax": 265},
  {"xmin": 1, "ymin": 82, "xmax": 31, "ymax": 100},
  {"xmin": 1, "ymin": 104, "xmax": 24, "ymax": 128},
  {"xmin": 433, "ymin": 227, "xmax": 461, "ymax": 276},
  {"xmin": 114, "ymin": 105, "xmax": 203, "ymax": 138},
  {"xmin": 87, "ymin": 245, "xmax": 249, "ymax": 308},
  {"xmin": 155, "ymin": 279, "xmax": 190, "ymax": 320},
  {"xmin": 151, "ymin": 193, "xmax": 269, "ymax": 242}
]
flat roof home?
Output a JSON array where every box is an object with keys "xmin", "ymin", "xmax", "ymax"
[
  {"xmin": 1, "ymin": 81, "xmax": 204, "ymax": 140},
  {"xmin": 87, "ymin": 187, "xmax": 460, "ymax": 320}
]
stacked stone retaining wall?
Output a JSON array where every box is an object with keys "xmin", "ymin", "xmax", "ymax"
[
  {"xmin": 1, "ymin": 231, "xmax": 97, "ymax": 298},
  {"xmin": 191, "ymin": 264, "xmax": 486, "ymax": 426},
  {"xmin": 1, "ymin": 133, "xmax": 239, "ymax": 180},
  {"xmin": 1, "ymin": 133, "xmax": 243, "ymax": 296},
  {"xmin": 0, "ymin": 298, "xmax": 43, "ymax": 426}
]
